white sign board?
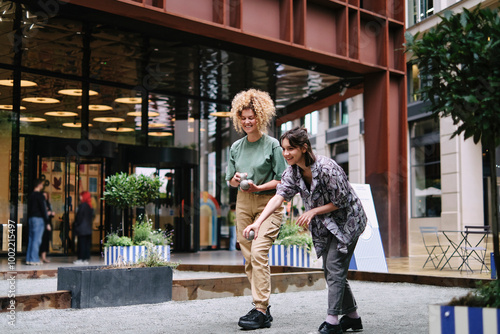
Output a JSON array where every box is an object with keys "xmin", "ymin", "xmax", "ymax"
[{"xmin": 349, "ymin": 183, "xmax": 388, "ymax": 273}]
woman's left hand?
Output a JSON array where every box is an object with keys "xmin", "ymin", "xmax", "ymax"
[
  {"xmin": 296, "ymin": 210, "xmax": 317, "ymax": 228},
  {"xmin": 241, "ymin": 180, "xmax": 258, "ymax": 193}
]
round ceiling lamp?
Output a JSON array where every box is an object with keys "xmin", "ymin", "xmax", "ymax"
[
  {"xmin": 93, "ymin": 117, "xmax": 125, "ymax": 123},
  {"xmin": 58, "ymin": 89, "xmax": 99, "ymax": 96},
  {"xmin": 0, "ymin": 79, "xmax": 37, "ymax": 87},
  {"xmin": 209, "ymin": 111, "xmax": 232, "ymax": 117},
  {"xmin": 20, "ymin": 117, "xmax": 46, "ymax": 122},
  {"xmin": 115, "ymin": 97, "xmax": 142, "ymax": 104},
  {"xmin": 147, "ymin": 123, "xmax": 167, "ymax": 128},
  {"xmin": 45, "ymin": 111, "xmax": 79, "ymax": 117},
  {"xmin": 78, "ymin": 105, "xmax": 113, "ymax": 111},
  {"xmin": 62, "ymin": 123, "xmax": 93, "ymax": 128},
  {"xmin": 106, "ymin": 127, "xmax": 134, "ymax": 132},
  {"xmin": 0, "ymin": 105, "xmax": 26, "ymax": 110},
  {"xmin": 149, "ymin": 132, "xmax": 173, "ymax": 137},
  {"xmin": 127, "ymin": 111, "xmax": 159, "ymax": 117},
  {"xmin": 22, "ymin": 97, "xmax": 60, "ymax": 104}
]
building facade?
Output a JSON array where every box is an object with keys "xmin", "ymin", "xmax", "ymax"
[{"xmin": 1, "ymin": 0, "xmax": 407, "ymax": 257}]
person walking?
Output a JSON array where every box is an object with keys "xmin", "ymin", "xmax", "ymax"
[
  {"xmin": 39, "ymin": 191, "xmax": 54, "ymax": 263},
  {"xmin": 225, "ymin": 88, "xmax": 288, "ymax": 330},
  {"xmin": 73, "ymin": 191, "xmax": 94, "ymax": 265},
  {"xmin": 26, "ymin": 179, "xmax": 49, "ymax": 265},
  {"xmin": 227, "ymin": 203, "xmax": 237, "ymax": 251},
  {"xmin": 245, "ymin": 127, "xmax": 367, "ymax": 334}
]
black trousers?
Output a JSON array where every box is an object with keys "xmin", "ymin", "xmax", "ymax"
[{"xmin": 77, "ymin": 235, "xmax": 91, "ymax": 260}]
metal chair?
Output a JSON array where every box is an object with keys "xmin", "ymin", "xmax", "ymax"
[
  {"xmin": 419, "ymin": 226, "xmax": 450, "ymax": 269},
  {"xmin": 458, "ymin": 225, "xmax": 491, "ymax": 273}
]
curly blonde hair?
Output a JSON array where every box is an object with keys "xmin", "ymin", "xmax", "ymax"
[{"xmin": 230, "ymin": 88, "xmax": 276, "ymax": 134}]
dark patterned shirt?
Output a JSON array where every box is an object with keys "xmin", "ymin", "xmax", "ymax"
[{"xmin": 276, "ymin": 155, "xmax": 367, "ymax": 257}]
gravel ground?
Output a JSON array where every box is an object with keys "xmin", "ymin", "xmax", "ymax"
[{"xmin": 2, "ymin": 277, "xmax": 471, "ymax": 334}]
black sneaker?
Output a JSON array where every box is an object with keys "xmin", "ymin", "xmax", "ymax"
[
  {"xmin": 266, "ymin": 305, "xmax": 273, "ymax": 322},
  {"xmin": 318, "ymin": 321, "xmax": 343, "ymax": 334},
  {"xmin": 339, "ymin": 316, "xmax": 363, "ymax": 332},
  {"xmin": 238, "ymin": 308, "xmax": 271, "ymax": 330}
]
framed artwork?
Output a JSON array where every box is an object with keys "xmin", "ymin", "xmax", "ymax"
[
  {"xmin": 89, "ymin": 177, "xmax": 98, "ymax": 193},
  {"xmin": 79, "ymin": 175, "xmax": 87, "ymax": 192},
  {"xmin": 52, "ymin": 161, "xmax": 63, "ymax": 173},
  {"xmin": 88, "ymin": 164, "xmax": 99, "ymax": 176},
  {"xmin": 79, "ymin": 164, "xmax": 86, "ymax": 174}
]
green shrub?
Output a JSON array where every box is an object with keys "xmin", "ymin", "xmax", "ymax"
[
  {"xmin": 133, "ymin": 219, "xmax": 153, "ymax": 244},
  {"xmin": 104, "ymin": 233, "xmax": 133, "ymax": 247},
  {"xmin": 449, "ymin": 280, "xmax": 500, "ymax": 308},
  {"xmin": 274, "ymin": 222, "xmax": 313, "ymax": 252},
  {"xmin": 104, "ymin": 215, "xmax": 172, "ymax": 247}
]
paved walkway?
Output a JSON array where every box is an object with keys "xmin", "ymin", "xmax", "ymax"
[
  {"xmin": 0, "ymin": 251, "xmax": 475, "ymax": 333},
  {"xmin": 3, "ymin": 274, "xmax": 471, "ymax": 333}
]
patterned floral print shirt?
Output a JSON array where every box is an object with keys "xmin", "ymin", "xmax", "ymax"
[{"xmin": 276, "ymin": 155, "xmax": 367, "ymax": 257}]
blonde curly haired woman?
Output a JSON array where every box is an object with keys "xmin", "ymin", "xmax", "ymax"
[{"xmin": 225, "ymin": 88, "xmax": 287, "ymax": 330}]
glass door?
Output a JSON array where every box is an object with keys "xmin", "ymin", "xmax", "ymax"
[{"xmin": 38, "ymin": 156, "xmax": 104, "ymax": 255}]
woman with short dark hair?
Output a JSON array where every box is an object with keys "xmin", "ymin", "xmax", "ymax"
[{"xmin": 245, "ymin": 126, "xmax": 367, "ymax": 334}]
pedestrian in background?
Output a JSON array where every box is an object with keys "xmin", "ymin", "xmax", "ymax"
[
  {"xmin": 226, "ymin": 88, "xmax": 288, "ymax": 330},
  {"xmin": 39, "ymin": 191, "xmax": 54, "ymax": 263},
  {"xmin": 227, "ymin": 203, "xmax": 237, "ymax": 251},
  {"xmin": 26, "ymin": 179, "xmax": 48, "ymax": 265},
  {"xmin": 246, "ymin": 127, "xmax": 367, "ymax": 334},
  {"xmin": 73, "ymin": 191, "xmax": 94, "ymax": 265}
]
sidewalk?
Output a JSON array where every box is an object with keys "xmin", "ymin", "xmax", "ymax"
[
  {"xmin": 4, "ymin": 278, "xmax": 470, "ymax": 333},
  {"xmin": 0, "ymin": 251, "xmax": 476, "ymax": 333}
]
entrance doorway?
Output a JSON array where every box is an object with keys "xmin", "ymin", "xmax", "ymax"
[{"xmin": 37, "ymin": 156, "xmax": 105, "ymax": 255}]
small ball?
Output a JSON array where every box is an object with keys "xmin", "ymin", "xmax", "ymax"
[
  {"xmin": 240, "ymin": 180, "xmax": 250, "ymax": 190},
  {"xmin": 246, "ymin": 230, "xmax": 255, "ymax": 240}
]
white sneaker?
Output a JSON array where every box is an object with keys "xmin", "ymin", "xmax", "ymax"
[
  {"xmin": 82, "ymin": 260, "xmax": 89, "ymax": 265},
  {"xmin": 73, "ymin": 260, "xmax": 83, "ymax": 265}
]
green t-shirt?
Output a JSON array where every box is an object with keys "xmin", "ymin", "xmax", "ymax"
[{"xmin": 225, "ymin": 133, "xmax": 287, "ymax": 195}]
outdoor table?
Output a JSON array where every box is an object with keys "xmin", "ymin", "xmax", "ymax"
[
  {"xmin": 438, "ymin": 230, "xmax": 466, "ymax": 270},
  {"xmin": 439, "ymin": 229, "xmax": 491, "ymax": 272}
]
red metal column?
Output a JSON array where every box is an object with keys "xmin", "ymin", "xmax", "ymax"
[{"xmin": 364, "ymin": 71, "xmax": 408, "ymax": 257}]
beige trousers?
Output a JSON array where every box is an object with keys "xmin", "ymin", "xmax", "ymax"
[{"xmin": 236, "ymin": 191, "xmax": 283, "ymax": 310}]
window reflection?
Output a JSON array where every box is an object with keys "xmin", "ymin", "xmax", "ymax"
[{"xmin": 410, "ymin": 117, "xmax": 441, "ymax": 218}]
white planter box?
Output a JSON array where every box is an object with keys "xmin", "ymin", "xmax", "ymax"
[
  {"xmin": 268, "ymin": 244, "xmax": 320, "ymax": 268},
  {"xmin": 104, "ymin": 245, "xmax": 170, "ymax": 265},
  {"xmin": 429, "ymin": 304, "xmax": 500, "ymax": 334}
]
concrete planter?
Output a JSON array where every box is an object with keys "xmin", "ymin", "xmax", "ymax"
[
  {"xmin": 104, "ymin": 245, "xmax": 170, "ymax": 265},
  {"xmin": 429, "ymin": 304, "xmax": 500, "ymax": 334},
  {"xmin": 57, "ymin": 265, "xmax": 173, "ymax": 308}
]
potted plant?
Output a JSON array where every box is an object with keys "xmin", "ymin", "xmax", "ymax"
[
  {"xmin": 429, "ymin": 280, "xmax": 500, "ymax": 334},
  {"xmin": 268, "ymin": 220, "xmax": 317, "ymax": 268},
  {"xmin": 103, "ymin": 172, "xmax": 162, "ymax": 235},
  {"xmin": 103, "ymin": 215, "xmax": 172, "ymax": 265},
  {"xmin": 103, "ymin": 172, "xmax": 168, "ymax": 265},
  {"xmin": 58, "ymin": 244, "xmax": 178, "ymax": 309}
]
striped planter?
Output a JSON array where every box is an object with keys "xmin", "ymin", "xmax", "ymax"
[
  {"xmin": 268, "ymin": 244, "xmax": 312, "ymax": 268},
  {"xmin": 429, "ymin": 305, "xmax": 500, "ymax": 334},
  {"xmin": 104, "ymin": 245, "xmax": 170, "ymax": 265}
]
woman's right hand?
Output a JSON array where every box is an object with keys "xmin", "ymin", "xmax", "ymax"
[{"xmin": 233, "ymin": 172, "xmax": 247, "ymax": 183}]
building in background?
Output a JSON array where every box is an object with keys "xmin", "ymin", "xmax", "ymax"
[{"xmin": 1, "ymin": 0, "xmax": 406, "ymax": 258}]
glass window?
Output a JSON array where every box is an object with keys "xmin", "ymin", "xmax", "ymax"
[
  {"xmin": 280, "ymin": 121, "xmax": 292, "ymax": 134},
  {"xmin": 14, "ymin": 74, "xmax": 81, "ymax": 139},
  {"xmin": 408, "ymin": 0, "xmax": 434, "ymax": 26},
  {"xmin": 22, "ymin": 16, "xmax": 83, "ymax": 76},
  {"xmin": 303, "ymin": 111, "xmax": 318, "ymax": 135},
  {"xmin": 330, "ymin": 140, "xmax": 349, "ymax": 176},
  {"xmin": 0, "ymin": 1, "xmax": 15, "ymax": 65},
  {"xmin": 410, "ymin": 117, "xmax": 441, "ymax": 218},
  {"xmin": 328, "ymin": 101, "xmax": 348, "ymax": 128}
]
